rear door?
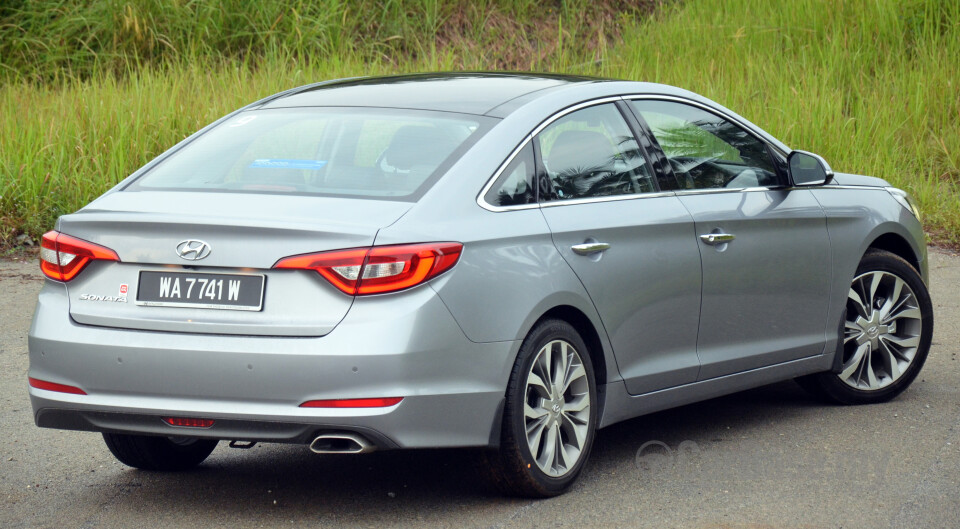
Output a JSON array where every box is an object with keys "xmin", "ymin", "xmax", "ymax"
[
  {"xmin": 629, "ymin": 99, "xmax": 831, "ymax": 379},
  {"xmin": 535, "ymin": 102, "xmax": 703, "ymax": 395}
]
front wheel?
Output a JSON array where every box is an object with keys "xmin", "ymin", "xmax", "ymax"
[
  {"xmin": 103, "ymin": 433, "xmax": 218, "ymax": 471},
  {"xmin": 483, "ymin": 319, "xmax": 598, "ymax": 497},
  {"xmin": 797, "ymin": 249, "xmax": 934, "ymax": 404}
]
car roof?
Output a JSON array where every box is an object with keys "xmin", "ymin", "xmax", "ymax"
[
  {"xmin": 256, "ymin": 72, "xmax": 604, "ymax": 116},
  {"xmin": 250, "ymin": 72, "xmax": 791, "ymax": 154}
]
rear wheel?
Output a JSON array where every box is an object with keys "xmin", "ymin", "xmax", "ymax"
[
  {"xmin": 483, "ymin": 319, "xmax": 597, "ymax": 497},
  {"xmin": 797, "ymin": 249, "xmax": 933, "ymax": 404},
  {"xmin": 103, "ymin": 433, "xmax": 218, "ymax": 471}
]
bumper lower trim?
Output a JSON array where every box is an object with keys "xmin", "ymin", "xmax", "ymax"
[{"xmin": 34, "ymin": 408, "xmax": 400, "ymax": 449}]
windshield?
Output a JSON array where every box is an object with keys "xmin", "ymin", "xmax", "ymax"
[{"xmin": 127, "ymin": 108, "xmax": 492, "ymax": 200}]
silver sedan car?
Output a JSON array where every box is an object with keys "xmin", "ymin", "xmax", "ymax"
[{"xmin": 28, "ymin": 73, "xmax": 933, "ymax": 497}]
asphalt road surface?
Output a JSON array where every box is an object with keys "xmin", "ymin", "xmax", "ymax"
[{"xmin": 2, "ymin": 249, "xmax": 958, "ymax": 529}]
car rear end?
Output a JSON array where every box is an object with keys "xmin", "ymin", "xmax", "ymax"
[{"xmin": 27, "ymin": 106, "xmax": 512, "ymax": 451}]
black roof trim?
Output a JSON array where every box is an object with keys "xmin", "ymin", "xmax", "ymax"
[{"xmin": 257, "ymin": 72, "xmax": 610, "ymax": 116}]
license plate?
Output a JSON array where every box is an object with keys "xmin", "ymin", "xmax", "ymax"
[{"xmin": 136, "ymin": 271, "xmax": 265, "ymax": 311}]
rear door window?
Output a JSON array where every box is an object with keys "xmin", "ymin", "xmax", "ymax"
[{"xmin": 535, "ymin": 103, "xmax": 655, "ymax": 202}]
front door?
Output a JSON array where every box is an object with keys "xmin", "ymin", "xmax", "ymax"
[
  {"xmin": 678, "ymin": 189, "xmax": 832, "ymax": 378},
  {"xmin": 629, "ymin": 99, "xmax": 832, "ymax": 380}
]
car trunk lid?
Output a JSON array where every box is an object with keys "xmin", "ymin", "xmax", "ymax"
[{"xmin": 59, "ymin": 191, "xmax": 411, "ymax": 336}]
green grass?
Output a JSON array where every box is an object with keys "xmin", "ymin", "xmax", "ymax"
[
  {"xmin": 1, "ymin": 0, "xmax": 959, "ymax": 248},
  {"xmin": 0, "ymin": 0, "xmax": 636, "ymax": 82}
]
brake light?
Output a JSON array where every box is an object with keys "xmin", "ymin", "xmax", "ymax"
[
  {"xmin": 40, "ymin": 230, "xmax": 119, "ymax": 281},
  {"xmin": 28, "ymin": 377, "xmax": 87, "ymax": 395},
  {"xmin": 163, "ymin": 417, "xmax": 215, "ymax": 428},
  {"xmin": 274, "ymin": 242, "xmax": 462, "ymax": 295},
  {"xmin": 300, "ymin": 397, "xmax": 403, "ymax": 408}
]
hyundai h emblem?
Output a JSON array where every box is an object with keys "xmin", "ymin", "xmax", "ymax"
[{"xmin": 176, "ymin": 240, "xmax": 212, "ymax": 261}]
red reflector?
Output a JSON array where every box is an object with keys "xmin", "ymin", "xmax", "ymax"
[
  {"xmin": 163, "ymin": 417, "xmax": 215, "ymax": 428},
  {"xmin": 300, "ymin": 397, "xmax": 403, "ymax": 408},
  {"xmin": 28, "ymin": 377, "xmax": 87, "ymax": 395}
]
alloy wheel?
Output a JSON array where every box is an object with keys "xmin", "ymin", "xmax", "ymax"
[
  {"xmin": 842, "ymin": 271, "xmax": 923, "ymax": 390},
  {"xmin": 523, "ymin": 339, "xmax": 591, "ymax": 477}
]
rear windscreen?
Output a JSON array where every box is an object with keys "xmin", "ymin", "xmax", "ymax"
[{"xmin": 127, "ymin": 108, "xmax": 492, "ymax": 200}]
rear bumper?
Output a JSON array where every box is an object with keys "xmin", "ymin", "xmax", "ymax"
[
  {"xmin": 28, "ymin": 280, "xmax": 516, "ymax": 448},
  {"xmin": 32, "ymin": 407, "xmax": 402, "ymax": 448}
]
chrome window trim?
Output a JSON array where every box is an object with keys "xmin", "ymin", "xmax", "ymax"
[
  {"xmin": 820, "ymin": 184, "xmax": 886, "ymax": 190},
  {"xmin": 527, "ymin": 96, "xmax": 625, "ymax": 138},
  {"xmin": 672, "ymin": 186, "xmax": 785, "ymax": 196},
  {"xmin": 539, "ymin": 191, "xmax": 676, "ymax": 208},
  {"xmin": 673, "ymin": 185, "xmax": 887, "ymax": 195},
  {"xmin": 673, "ymin": 185, "xmax": 888, "ymax": 195},
  {"xmin": 482, "ymin": 182, "xmax": 789, "ymax": 212}
]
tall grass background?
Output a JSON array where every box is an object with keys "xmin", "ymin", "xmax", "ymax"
[{"xmin": 1, "ymin": 0, "xmax": 958, "ymax": 247}]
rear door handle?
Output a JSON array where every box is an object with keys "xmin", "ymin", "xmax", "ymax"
[
  {"xmin": 699, "ymin": 233, "xmax": 735, "ymax": 245},
  {"xmin": 571, "ymin": 242, "xmax": 611, "ymax": 255}
]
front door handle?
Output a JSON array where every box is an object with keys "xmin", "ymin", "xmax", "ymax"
[
  {"xmin": 571, "ymin": 242, "xmax": 611, "ymax": 255},
  {"xmin": 699, "ymin": 233, "xmax": 735, "ymax": 245}
]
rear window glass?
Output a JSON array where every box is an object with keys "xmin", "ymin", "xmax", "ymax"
[{"xmin": 127, "ymin": 108, "xmax": 492, "ymax": 200}]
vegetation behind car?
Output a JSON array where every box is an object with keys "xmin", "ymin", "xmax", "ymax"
[{"xmin": 1, "ymin": 0, "xmax": 958, "ymax": 249}]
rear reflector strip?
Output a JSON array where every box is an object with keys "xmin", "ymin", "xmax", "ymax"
[
  {"xmin": 300, "ymin": 397, "xmax": 403, "ymax": 408},
  {"xmin": 163, "ymin": 417, "xmax": 216, "ymax": 428},
  {"xmin": 28, "ymin": 377, "xmax": 87, "ymax": 395}
]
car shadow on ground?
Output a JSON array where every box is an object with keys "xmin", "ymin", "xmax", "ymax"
[
  {"xmin": 81, "ymin": 380, "xmax": 823, "ymax": 523},
  {"xmin": 593, "ymin": 378, "xmax": 824, "ymax": 454}
]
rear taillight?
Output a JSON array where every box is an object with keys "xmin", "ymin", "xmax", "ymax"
[
  {"xmin": 40, "ymin": 230, "xmax": 120, "ymax": 281},
  {"xmin": 274, "ymin": 242, "xmax": 462, "ymax": 295}
]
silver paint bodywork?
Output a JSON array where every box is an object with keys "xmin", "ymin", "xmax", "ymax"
[{"xmin": 28, "ymin": 74, "xmax": 928, "ymax": 449}]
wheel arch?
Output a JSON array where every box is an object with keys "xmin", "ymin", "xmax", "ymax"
[
  {"xmin": 867, "ymin": 232, "xmax": 920, "ymax": 274},
  {"xmin": 536, "ymin": 305, "xmax": 608, "ymax": 387},
  {"xmin": 808, "ymin": 246, "xmax": 934, "ymax": 403},
  {"xmin": 820, "ymin": 226, "xmax": 926, "ymax": 376},
  {"xmin": 487, "ymin": 301, "xmax": 615, "ymax": 448},
  {"xmin": 529, "ymin": 304, "xmax": 612, "ymax": 425}
]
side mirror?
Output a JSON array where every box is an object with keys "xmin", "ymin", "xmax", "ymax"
[{"xmin": 788, "ymin": 150, "xmax": 834, "ymax": 186}]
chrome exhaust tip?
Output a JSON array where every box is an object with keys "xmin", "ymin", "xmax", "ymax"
[{"xmin": 309, "ymin": 432, "xmax": 375, "ymax": 454}]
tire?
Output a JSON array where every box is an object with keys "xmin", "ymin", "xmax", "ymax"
[
  {"xmin": 797, "ymin": 249, "xmax": 933, "ymax": 404},
  {"xmin": 103, "ymin": 433, "xmax": 218, "ymax": 471},
  {"xmin": 483, "ymin": 319, "xmax": 598, "ymax": 497}
]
